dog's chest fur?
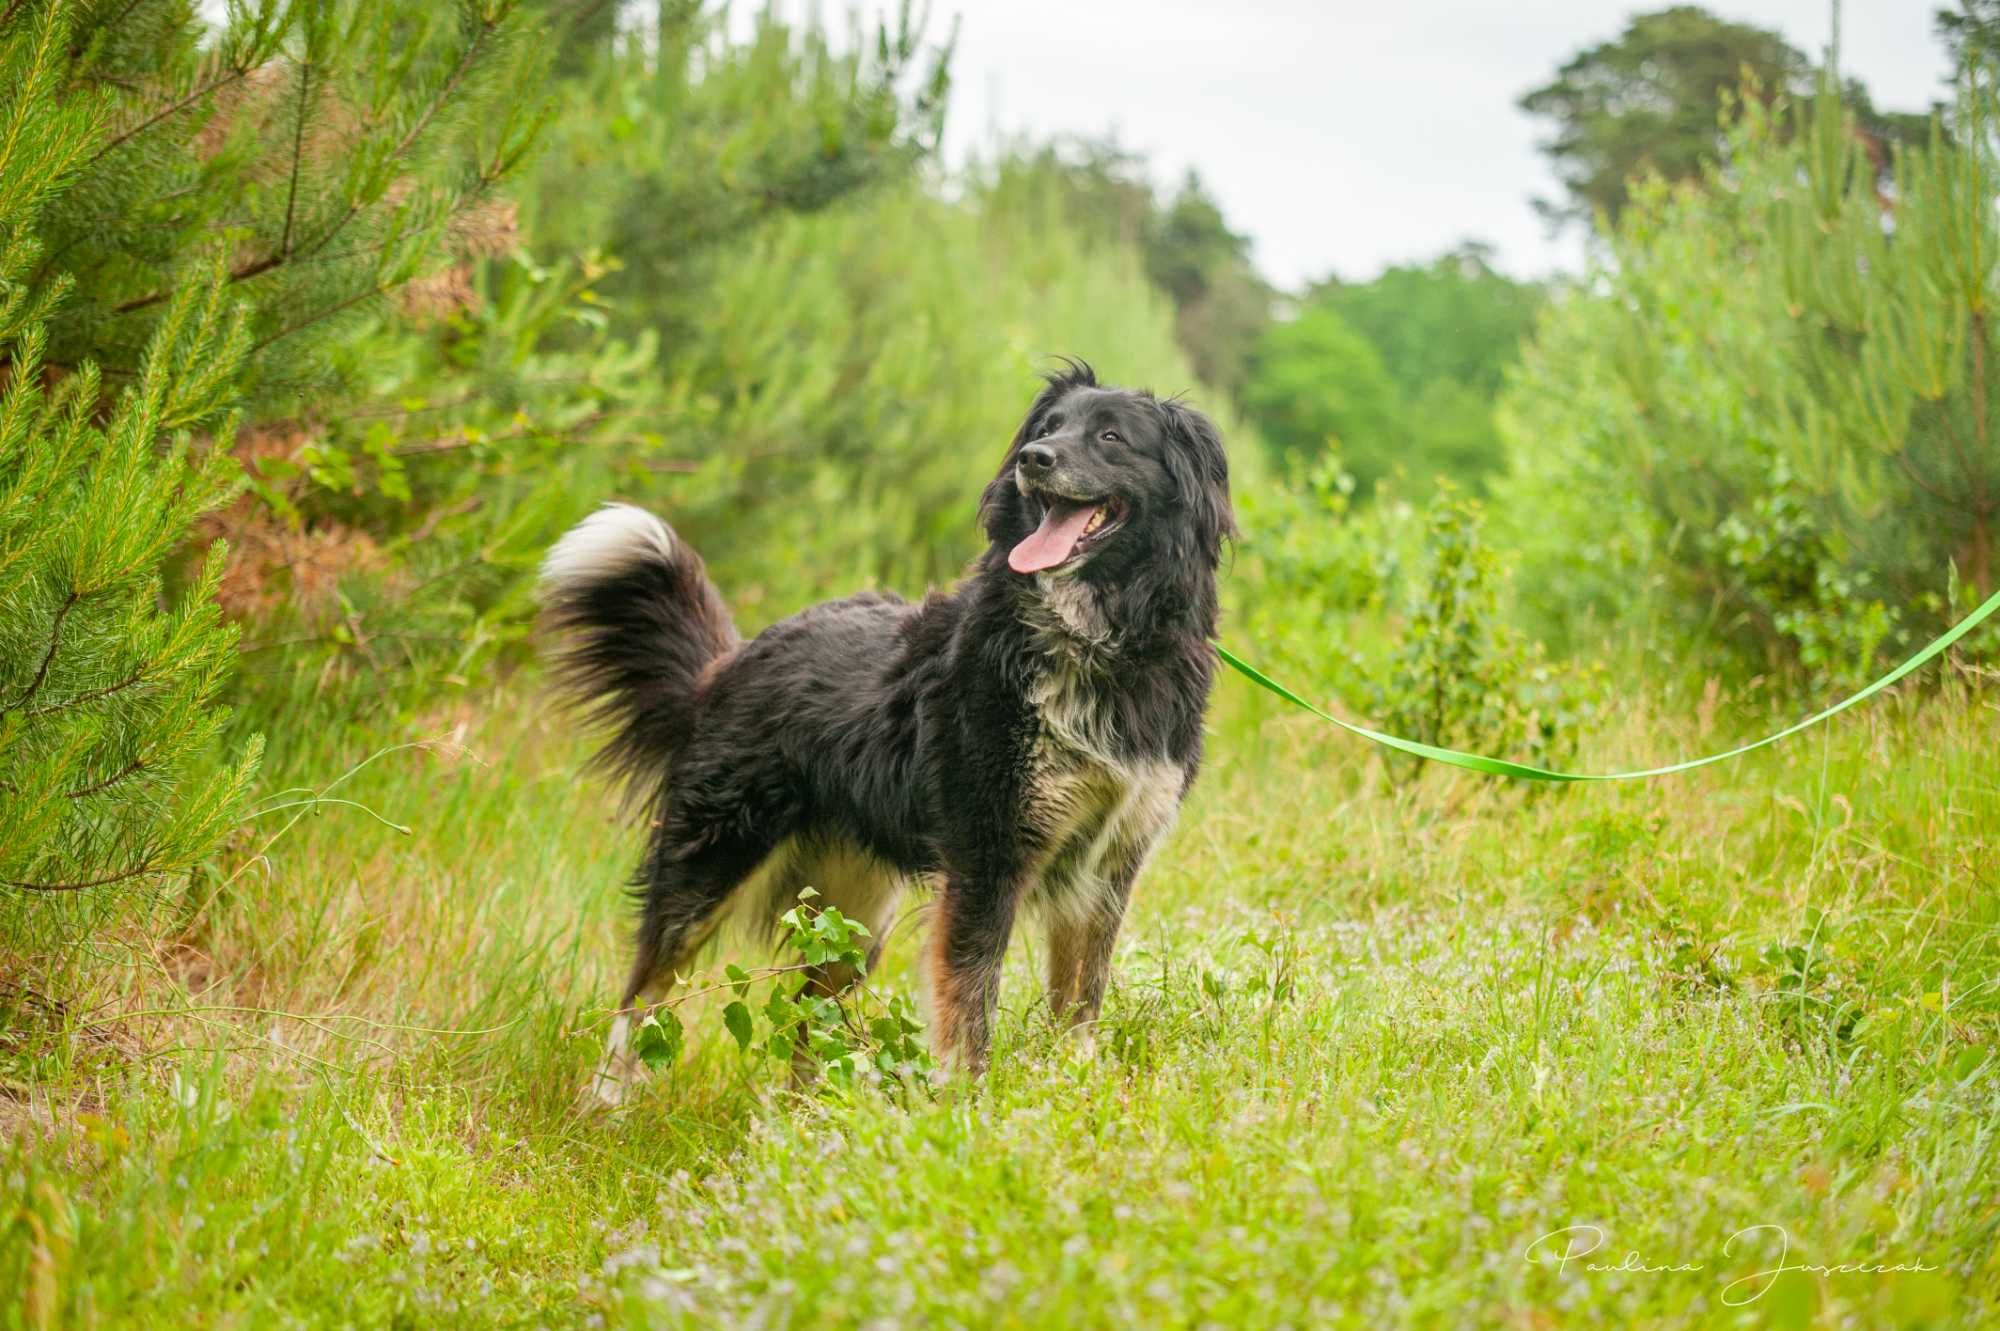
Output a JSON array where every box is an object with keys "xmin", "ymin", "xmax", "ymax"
[{"xmin": 1018, "ymin": 578, "xmax": 1181, "ymax": 922}]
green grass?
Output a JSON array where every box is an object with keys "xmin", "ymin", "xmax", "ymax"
[{"xmin": 4, "ymin": 670, "xmax": 1998, "ymax": 1328}]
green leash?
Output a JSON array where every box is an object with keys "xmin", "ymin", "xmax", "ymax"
[{"xmin": 1215, "ymin": 585, "xmax": 2000, "ymax": 782}]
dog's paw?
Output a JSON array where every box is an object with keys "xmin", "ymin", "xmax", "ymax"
[{"xmin": 583, "ymin": 1012, "xmax": 639, "ymax": 1111}]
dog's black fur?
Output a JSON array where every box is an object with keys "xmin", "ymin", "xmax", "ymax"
[{"xmin": 540, "ymin": 362, "xmax": 1233, "ymax": 1079}]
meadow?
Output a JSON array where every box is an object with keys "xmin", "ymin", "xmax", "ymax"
[{"xmin": 7, "ymin": 651, "xmax": 1996, "ymax": 1328}]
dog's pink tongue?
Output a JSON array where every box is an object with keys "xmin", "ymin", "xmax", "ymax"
[{"xmin": 1009, "ymin": 501, "xmax": 1100, "ymax": 574}]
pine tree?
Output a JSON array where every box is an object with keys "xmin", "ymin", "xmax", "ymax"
[
  {"xmin": 1, "ymin": 6, "xmax": 259, "ymax": 905},
  {"xmin": 28, "ymin": 0, "xmax": 550, "ymax": 402},
  {"xmin": 0, "ymin": 0, "xmax": 559, "ymax": 911}
]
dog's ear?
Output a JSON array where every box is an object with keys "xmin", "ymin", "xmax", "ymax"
[
  {"xmin": 1157, "ymin": 398, "xmax": 1235, "ymax": 567},
  {"xmin": 978, "ymin": 361, "xmax": 1099, "ymax": 539}
]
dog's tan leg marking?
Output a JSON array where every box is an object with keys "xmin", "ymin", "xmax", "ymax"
[
  {"xmin": 926, "ymin": 883, "xmax": 1017, "ymax": 1077},
  {"xmin": 1043, "ymin": 760, "xmax": 1181, "ymax": 1038}
]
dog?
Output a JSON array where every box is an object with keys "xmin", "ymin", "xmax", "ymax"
[{"xmin": 538, "ymin": 361, "xmax": 1233, "ymax": 1096}]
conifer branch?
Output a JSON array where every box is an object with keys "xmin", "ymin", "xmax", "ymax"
[
  {"xmin": 279, "ymin": 56, "xmax": 311, "ymax": 258},
  {"xmin": 2, "ymin": 590, "xmax": 80, "ymax": 715},
  {"xmin": 296, "ymin": 18, "xmax": 496, "ymax": 263},
  {"xmin": 66, "ymin": 754, "xmax": 148, "ymax": 798},
  {"xmin": 109, "ymin": 18, "xmax": 499, "ymax": 319},
  {"xmin": 68, "ymin": 0, "xmax": 151, "ymax": 59},
  {"xmin": 249, "ymin": 281, "xmax": 385, "ymax": 354},
  {"xmin": 24, "ymin": 660, "xmax": 153, "ymax": 717},
  {"xmin": 85, "ymin": 63, "xmax": 253, "ymax": 169},
  {"xmin": 4, "ymin": 858, "xmax": 161, "ymax": 893}
]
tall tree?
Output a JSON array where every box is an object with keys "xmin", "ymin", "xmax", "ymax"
[
  {"xmin": 1521, "ymin": 5, "xmax": 1928, "ymax": 231},
  {"xmin": 1144, "ymin": 171, "xmax": 1272, "ymax": 394}
]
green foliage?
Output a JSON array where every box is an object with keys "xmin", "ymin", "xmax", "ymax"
[
  {"xmin": 629, "ymin": 888, "xmax": 934, "ymax": 1094},
  {"xmin": 0, "ymin": 10, "xmax": 259, "ymax": 912},
  {"xmin": 1229, "ymin": 457, "xmax": 1394, "ymax": 704},
  {"xmin": 1370, "ymin": 487, "xmax": 1599, "ymax": 784},
  {"xmin": 0, "ymin": 279, "xmax": 263, "ymax": 898},
  {"xmin": 216, "ymin": 5, "xmax": 955, "ymax": 724},
  {"xmin": 994, "ymin": 141, "xmax": 1271, "ymax": 394},
  {"xmin": 523, "ymin": 2, "xmax": 952, "ymax": 347},
  {"xmin": 1501, "ymin": 79, "xmax": 2000, "ymax": 682},
  {"xmin": 31, "ymin": 0, "xmax": 551, "ymax": 403},
  {"xmin": 1231, "ymin": 468, "xmax": 1596, "ymax": 782},
  {"xmin": 1939, "ymin": 1, "xmax": 2000, "ymax": 74},
  {"xmin": 1245, "ymin": 244, "xmax": 1542, "ymax": 495},
  {"xmin": 1239, "ymin": 300, "xmax": 1405, "ymax": 492},
  {"xmin": 235, "ymin": 115, "xmax": 1239, "ymax": 727},
  {"xmin": 1316, "ymin": 243, "xmax": 1542, "ymax": 404},
  {"xmin": 1519, "ymin": 4, "xmax": 1929, "ymax": 232}
]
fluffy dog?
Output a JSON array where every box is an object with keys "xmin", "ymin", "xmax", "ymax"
[{"xmin": 539, "ymin": 361, "xmax": 1232, "ymax": 1093}]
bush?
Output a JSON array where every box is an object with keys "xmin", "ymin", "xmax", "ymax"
[
  {"xmin": 1370, "ymin": 487, "xmax": 1600, "ymax": 783},
  {"xmin": 1230, "ymin": 467, "xmax": 1597, "ymax": 783}
]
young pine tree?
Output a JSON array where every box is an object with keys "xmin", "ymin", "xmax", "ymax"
[
  {"xmin": 31, "ymin": 0, "xmax": 550, "ymax": 402},
  {"xmin": 1502, "ymin": 74, "xmax": 2000, "ymax": 683},
  {"xmin": 0, "ymin": 7, "xmax": 259, "ymax": 904}
]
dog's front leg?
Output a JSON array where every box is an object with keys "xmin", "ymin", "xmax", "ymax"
[
  {"xmin": 1045, "ymin": 880, "xmax": 1131, "ymax": 1033},
  {"xmin": 1048, "ymin": 782, "xmax": 1179, "ymax": 1036},
  {"xmin": 926, "ymin": 875, "xmax": 1018, "ymax": 1076}
]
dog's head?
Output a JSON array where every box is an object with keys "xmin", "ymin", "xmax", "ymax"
[{"xmin": 978, "ymin": 360, "xmax": 1235, "ymax": 601}]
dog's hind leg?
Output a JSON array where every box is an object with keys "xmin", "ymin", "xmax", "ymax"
[{"xmin": 592, "ymin": 827, "xmax": 772, "ymax": 1107}]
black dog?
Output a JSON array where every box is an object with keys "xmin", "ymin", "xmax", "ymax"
[{"xmin": 540, "ymin": 362, "xmax": 1232, "ymax": 1095}]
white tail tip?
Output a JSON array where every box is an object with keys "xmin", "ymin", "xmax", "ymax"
[{"xmin": 540, "ymin": 503, "xmax": 675, "ymax": 595}]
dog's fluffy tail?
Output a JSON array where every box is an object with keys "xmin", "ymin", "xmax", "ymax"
[{"xmin": 539, "ymin": 504, "xmax": 738, "ymax": 805}]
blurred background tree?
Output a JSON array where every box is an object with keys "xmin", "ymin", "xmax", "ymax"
[
  {"xmin": 1938, "ymin": 0, "xmax": 2000, "ymax": 73},
  {"xmin": 1242, "ymin": 244, "xmax": 1541, "ymax": 496},
  {"xmin": 1519, "ymin": 4, "xmax": 1932, "ymax": 232},
  {"xmin": 998, "ymin": 139, "xmax": 1273, "ymax": 396}
]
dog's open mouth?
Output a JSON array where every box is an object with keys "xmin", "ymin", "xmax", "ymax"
[{"xmin": 1009, "ymin": 496, "xmax": 1125, "ymax": 574}]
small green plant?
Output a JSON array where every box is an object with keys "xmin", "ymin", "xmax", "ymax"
[
  {"xmin": 1372, "ymin": 485, "xmax": 1600, "ymax": 783},
  {"xmin": 1231, "ymin": 456, "xmax": 1391, "ymax": 704},
  {"xmin": 1755, "ymin": 907, "xmax": 1863, "ymax": 1049},
  {"xmin": 627, "ymin": 888, "xmax": 933, "ymax": 1095}
]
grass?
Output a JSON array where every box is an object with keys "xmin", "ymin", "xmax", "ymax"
[{"xmin": 3, "ymin": 664, "xmax": 1998, "ymax": 1328}]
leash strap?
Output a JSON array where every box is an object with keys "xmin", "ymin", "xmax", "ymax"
[{"xmin": 1214, "ymin": 585, "xmax": 2000, "ymax": 782}]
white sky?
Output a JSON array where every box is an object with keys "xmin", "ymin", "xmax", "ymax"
[{"xmin": 931, "ymin": 1, "xmax": 1954, "ymax": 288}]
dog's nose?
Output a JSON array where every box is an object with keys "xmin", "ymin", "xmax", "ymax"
[{"xmin": 1019, "ymin": 442, "xmax": 1056, "ymax": 475}]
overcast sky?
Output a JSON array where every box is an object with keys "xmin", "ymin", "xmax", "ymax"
[{"xmin": 929, "ymin": 1, "xmax": 1954, "ymax": 289}]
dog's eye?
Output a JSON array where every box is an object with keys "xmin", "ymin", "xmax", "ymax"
[
  {"xmin": 1099, "ymin": 429, "xmax": 1122, "ymax": 444},
  {"xmin": 1038, "ymin": 417, "xmax": 1060, "ymax": 438}
]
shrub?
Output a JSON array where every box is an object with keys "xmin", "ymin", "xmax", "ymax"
[{"xmin": 1371, "ymin": 486, "xmax": 1599, "ymax": 783}]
